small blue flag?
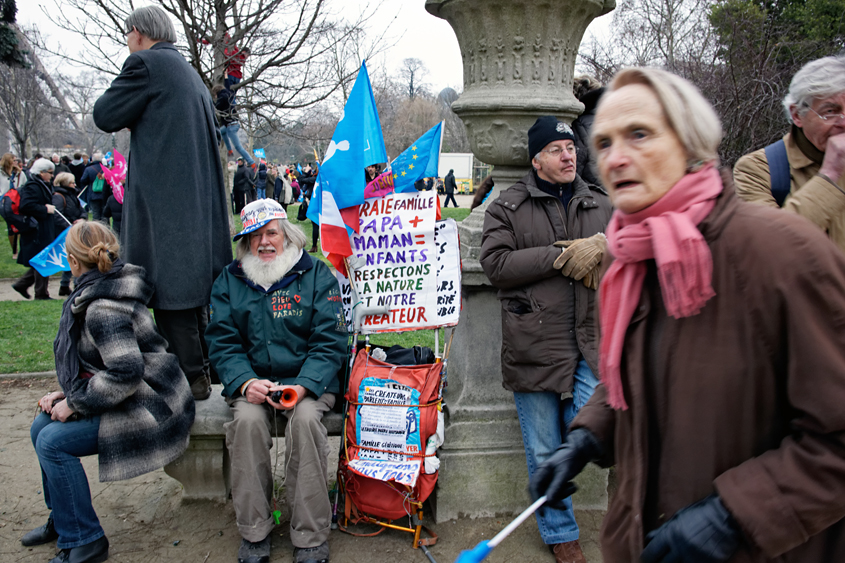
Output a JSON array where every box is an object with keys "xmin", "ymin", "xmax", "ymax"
[
  {"xmin": 296, "ymin": 163, "xmax": 303, "ymax": 175},
  {"xmin": 391, "ymin": 122, "xmax": 443, "ymax": 193},
  {"xmin": 30, "ymin": 227, "xmax": 71, "ymax": 276},
  {"xmin": 253, "ymin": 148, "xmax": 266, "ymax": 159},
  {"xmin": 307, "ymin": 61, "xmax": 387, "ymax": 225}
]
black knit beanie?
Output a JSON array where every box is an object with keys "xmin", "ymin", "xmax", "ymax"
[{"xmin": 528, "ymin": 116, "xmax": 575, "ymax": 159}]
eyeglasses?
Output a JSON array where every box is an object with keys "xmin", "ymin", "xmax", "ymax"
[
  {"xmin": 540, "ymin": 145, "xmax": 576, "ymax": 158},
  {"xmin": 810, "ymin": 107, "xmax": 845, "ymax": 123}
]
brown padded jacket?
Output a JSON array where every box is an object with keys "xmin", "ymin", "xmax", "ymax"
[
  {"xmin": 574, "ymin": 182, "xmax": 845, "ymax": 562},
  {"xmin": 480, "ymin": 172, "xmax": 612, "ymax": 393},
  {"xmin": 734, "ymin": 129, "xmax": 845, "ymax": 253}
]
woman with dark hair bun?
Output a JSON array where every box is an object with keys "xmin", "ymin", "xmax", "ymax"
[{"xmin": 22, "ymin": 221, "xmax": 194, "ymax": 563}]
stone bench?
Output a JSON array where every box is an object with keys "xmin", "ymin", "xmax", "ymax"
[{"xmin": 164, "ymin": 384, "xmax": 344, "ymax": 502}]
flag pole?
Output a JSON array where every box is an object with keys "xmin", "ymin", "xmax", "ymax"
[{"xmin": 54, "ymin": 209, "xmax": 73, "ymax": 228}]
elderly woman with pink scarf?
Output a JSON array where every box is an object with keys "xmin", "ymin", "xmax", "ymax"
[{"xmin": 529, "ymin": 67, "xmax": 845, "ymax": 563}]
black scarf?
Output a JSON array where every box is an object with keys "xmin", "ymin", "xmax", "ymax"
[
  {"xmin": 54, "ymin": 260, "xmax": 124, "ymax": 393},
  {"xmin": 793, "ymin": 124, "xmax": 825, "ymax": 165}
]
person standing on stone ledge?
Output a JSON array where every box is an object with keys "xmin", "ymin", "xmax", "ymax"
[{"xmin": 480, "ymin": 115, "xmax": 613, "ymax": 563}]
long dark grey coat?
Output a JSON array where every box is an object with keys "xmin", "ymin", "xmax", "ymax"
[{"xmin": 93, "ymin": 42, "xmax": 232, "ymax": 310}]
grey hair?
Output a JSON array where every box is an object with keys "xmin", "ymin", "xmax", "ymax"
[
  {"xmin": 92, "ymin": 151, "xmax": 103, "ymax": 161},
  {"xmin": 30, "ymin": 158, "xmax": 55, "ymax": 175},
  {"xmin": 783, "ymin": 55, "xmax": 845, "ymax": 123},
  {"xmin": 235, "ymin": 219, "xmax": 309, "ymax": 260},
  {"xmin": 604, "ymin": 67, "xmax": 722, "ymax": 166},
  {"xmin": 124, "ymin": 6, "xmax": 178, "ymax": 44}
]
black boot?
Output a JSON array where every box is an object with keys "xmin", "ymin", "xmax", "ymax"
[
  {"xmin": 49, "ymin": 535, "xmax": 109, "ymax": 563},
  {"xmin": 21, "ymin": 514, "xmax": 58, "ymax": 546}
]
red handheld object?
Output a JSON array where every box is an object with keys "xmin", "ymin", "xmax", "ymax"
[{"xmin": 271, "ymin": 388, "xmax": 298, "ymax": 409}]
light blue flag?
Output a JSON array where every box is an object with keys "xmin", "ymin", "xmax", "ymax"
[
  {"xmin": 307, "ymin": 61, "xmax": 387, "ymax": 225},
  {"xmin": 30, "ymin": 227, "xmax": 71, "ymax": 276},
  {"xmin": 391, "ymin": 122, "xmax": 443, "ymax": 193},
  {"xmin": 254, "ymin": 148, "xmax": 266, "ymax": 159}
]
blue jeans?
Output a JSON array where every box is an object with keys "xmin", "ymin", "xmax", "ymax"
[
  {"xmin": 513, "ymin": 359, "xmax": 599, "ymax": 545},
  {"xmin": 220, "ymin": 122, "xmax": 254, "ymax": 164},
  {"xmin": 256, "ymin": 187, "xmax": 266, "ymax": 199},
  {"xmin": 31, "ymin": 412, "xmax": 104, "ymax": 549}
]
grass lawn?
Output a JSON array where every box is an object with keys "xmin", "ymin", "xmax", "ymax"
[
  {"xmin": 0, "ymin": 300, "xmax": 63, "ymax": 373},
  {"xmin": 1, "ymin": 201, "xmax": 470, "ymax": 373},
  {"xmin": 0, "ymin": 216, "xmax": 28, "ymax": 279}
]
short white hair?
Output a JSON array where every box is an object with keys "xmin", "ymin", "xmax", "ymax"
[
  {"xmin": 30, "ymin": 158, "xmax": 55, "ymax": 175},
  {"xmin": 784, "ymin": 55, "xmax": 845, "ymax": 123},
  {"xmin": 604, "ymin": 67, "xmax": 722, "ymax": 166},
  {"xmin": 92, "ymin": 151, "xmax": 103, "ymax": 161},
  {"xmin": 124, "ymin": 5, "xmax": 178, "ymax": 44},
  {"xmin": 235, "ymin": 219, "xmax": 309, "ymax": 260}
]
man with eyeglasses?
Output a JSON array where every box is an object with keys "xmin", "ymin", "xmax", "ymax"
[
  {"xmin": 479, "ymin": 116, "xmax": 612, "ymax": 563},
  {"xmin": 736, "ymin": 55, "xmax": 845, "ymax": 251}
]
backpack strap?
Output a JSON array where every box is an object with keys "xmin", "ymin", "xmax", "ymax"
[{"xmin": 764, "ymin": 139, "xmax": 791, "ymax": 207}]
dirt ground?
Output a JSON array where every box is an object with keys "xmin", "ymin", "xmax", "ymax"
[{"xmin": 0, "ymin": 377, "xmax": 603, "ymax": 563}]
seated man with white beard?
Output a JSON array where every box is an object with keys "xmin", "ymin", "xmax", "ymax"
[{"xmin": 205, "ymin": 199, "xmax": 347, "ymax": 563}]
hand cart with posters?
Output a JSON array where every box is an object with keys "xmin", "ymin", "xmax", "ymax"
[{"xmin": 332, "ymin": 190, "xmax": 461, "ymax": 559}]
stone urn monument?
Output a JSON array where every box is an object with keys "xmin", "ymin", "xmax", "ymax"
[{"xmin": 425, "ymin": 0, "xmax": 615, "ymax": 523}]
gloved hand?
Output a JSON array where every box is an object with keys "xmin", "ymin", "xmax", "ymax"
[
  {"xmin": 583, "ymin": 269, "xmax": 600, "ymax": 291},
  {"xmin": 529, "ymin": 428, "xmax": 603, "ymax": 510},
  {"xmin": 553, "ymin": 233, "xmax": 607, "ymax": 281},
  {"xmin": 641, "ymin": 494, "xmax": 742, "ymax": 563}
]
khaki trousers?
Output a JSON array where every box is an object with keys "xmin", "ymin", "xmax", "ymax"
[{"xmin": 224, "ymin": 393, "xmax": 335, "ymax": 547}]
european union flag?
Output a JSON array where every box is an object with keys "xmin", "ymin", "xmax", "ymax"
[
  {"xmin": 391, "ymin": 122, "xmax": 443, "ymax": 193},
  {"xmin": 307, "ymin": 61, "xmax": 387, "ymax": 224},
  {"xmin": 30, "ymin": 227, "xmax": 71, "ymax": 277}
]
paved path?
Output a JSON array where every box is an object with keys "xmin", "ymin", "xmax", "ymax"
[{"xmin": 0, "ymin": 276, "xmax": 67, "ymax": 301}]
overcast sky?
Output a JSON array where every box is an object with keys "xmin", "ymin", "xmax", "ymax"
[{"xmin": 18, "ymin": 0, "xmax": 611, "ymax": 92}]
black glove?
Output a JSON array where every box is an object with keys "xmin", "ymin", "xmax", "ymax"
[
  {"xmin": 640, "ymin": 494, "xmax": 742, "ymax": 563},
  {"xmin": 529, "ymin": 428, "xmax": 603, "ymax": 510}
]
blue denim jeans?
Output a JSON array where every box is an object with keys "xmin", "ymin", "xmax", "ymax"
[
  {"xmin": 256, "ymin": 187, "xmax": 266, "ymax": 199},
  {"xmin": 513, "ymin": 359, "xmax": 599, "ymax": 545},
  {"xmin": 220, "ymin": 121, "xmax": 254, "ymax": 164},
  {"xmin": 31, "ymin": 412, "xmax": 104, "ymax": 549}
]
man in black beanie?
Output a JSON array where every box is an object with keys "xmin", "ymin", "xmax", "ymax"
[{"xmin": 479, "ymin": 116, "xmax": 613, "ymax": 563}]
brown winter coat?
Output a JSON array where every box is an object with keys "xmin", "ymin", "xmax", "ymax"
[
  {"xmin": 734, "ymin": 128, "xmax": 845, "ymax": 253},
  {"xmin": 480, "ymin": 172, "xmax": 613, "ymax": 393},
  {"xmin": 574, "ymin": 182, "xmax": 845, "ymax": 562}
]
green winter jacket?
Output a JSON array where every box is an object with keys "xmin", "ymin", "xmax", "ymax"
[{"xmin": 206, "ymin": 251, "xmax": 348, "ymax": 398}]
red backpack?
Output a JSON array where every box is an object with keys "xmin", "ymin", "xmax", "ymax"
[{"xmin": 0, "ymin": 185, "xmax": 37, "ymax": 234}]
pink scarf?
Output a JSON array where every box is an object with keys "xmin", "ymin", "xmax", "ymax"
[{"xmin": 599, "ymin": 165, "xmax": 723, "ymax": 410}]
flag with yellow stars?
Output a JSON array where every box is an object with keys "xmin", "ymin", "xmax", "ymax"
[{"xmin": 390, "ymin": 121, "xmax": 443, "ymax": 193}]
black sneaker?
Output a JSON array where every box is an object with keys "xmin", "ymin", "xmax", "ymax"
[
  {"xmin": 21, "ymin": 514, "xmax": 58, "ymax": 546},
  {"xmin": 238, "ymin": 536, "xmax": 270, "ymax": 563},
  {"xmin": 59, "ymin": 286, "xmax": 71, "ymax": 296},
  {"xmin": 294, "ymin": 541, "xmax": 329, "ymax": 563}
]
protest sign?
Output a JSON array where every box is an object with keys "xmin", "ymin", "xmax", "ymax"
[
  {"xmin": 348, "ymin": 376, "xmax": 423, "ymax": 486},
  {"xmin": 350, "ymin": 191, "xmax": 437, "ymax": 332},
  {"xmin": 433, "ymin": 219, "xmax": 461, "ymax": 325},
  {"xmin": 334, "ymin": 193, "xmax": 461, "ymax": 333}
]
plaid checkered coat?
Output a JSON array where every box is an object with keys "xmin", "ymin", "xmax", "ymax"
[{"xmin": 64, "ymin": 263, "xmax": 195, "ymax": 482}]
